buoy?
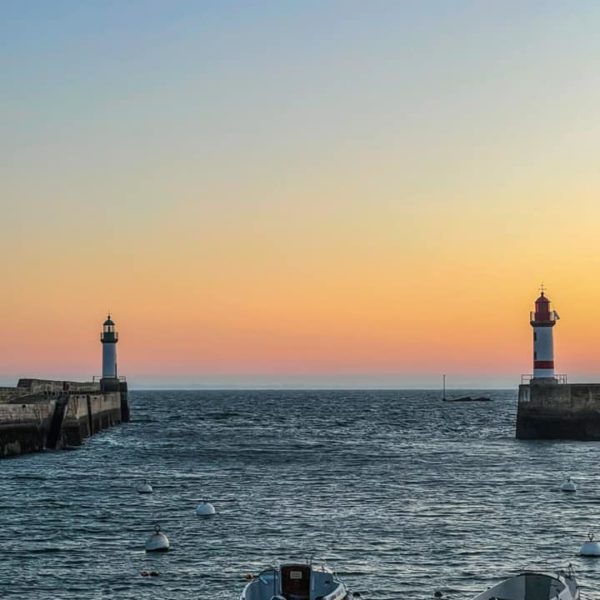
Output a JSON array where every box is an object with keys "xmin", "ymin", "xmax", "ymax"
[
  {"xmin": 561, "ymin": 477, "xmax": 577, "ymax": 492},
  {"xmin": 195, "ymin": 501, "xmax": 216, "ymax": 517},
  {"xmin": 137, "ymin": 480, "xmax": 153, "ymax": 494},
  {"xmin": 145, "ymin": 525, "xmax": 170, "ymax": 552},
  {"xmin": 580, "ymin": 532, "xmax": 600, "ymax": 556}
]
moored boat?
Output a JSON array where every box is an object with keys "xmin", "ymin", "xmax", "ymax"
[
  {"xmin": 240, "ymin": 561, "xmax": 350, "ymax": 600},
  {"xmin": 441, "ymin": 375, "xmax": 491, "ymax": 402},
  {"xmin": 471, "ymin": 568, "xmax": 579, "ymax": 600}
]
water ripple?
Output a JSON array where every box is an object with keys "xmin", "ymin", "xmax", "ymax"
[{"xmin": 1, "ymin": 390, "xmax": 599, "ymax": 599}]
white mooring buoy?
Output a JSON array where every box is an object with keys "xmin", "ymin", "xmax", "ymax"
[
  {"xmin": 560, "ymin": 477, "xmax": 577, "ymax": 493},
  {"xmin": 145, "ymin": 525, "xmax": 170, "ymax": 553},
  {"xmin": 137, "ymin": 480, "xmax": 153, "ymax": 494},
  {"xmin": 195, "ymin": 501, "xmax": 216, "ymax": 517},
  {"xmin": 580, "ymin": 532, "xmax": 600, "ymax": 557}
]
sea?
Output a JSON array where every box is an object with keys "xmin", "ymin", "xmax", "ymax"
[{"xmin": 1, "ymin": 390, "xmax": 599, "ymax": 599}]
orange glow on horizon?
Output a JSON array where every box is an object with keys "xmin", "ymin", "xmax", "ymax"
[{"xmin": 5, "ymin": 4, "xmax": 600, "ymax": 385}]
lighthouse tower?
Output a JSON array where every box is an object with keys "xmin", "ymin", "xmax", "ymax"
[
  {"xmin": 530, "ymin": 289, "xmax": 559, "ymax": 380},
  {"xmin": 101, "ymin": 314, "xmax": 118, "ymax": 379}
]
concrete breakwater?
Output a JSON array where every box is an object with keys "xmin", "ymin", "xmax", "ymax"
[
  {"xmin": 0, "ymin": 378, "xmax": 129, "ymax": 458},
  {"xmin": 516, "ymin": 381, "xmax": 600, "ymax": 440},
  {"xmin": 515, "ymin": 290, "xmax": 600, "ymax": 440}
]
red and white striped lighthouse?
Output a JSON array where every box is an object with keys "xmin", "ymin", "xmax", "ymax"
[{"xmin": 530, "ymin": 288, "xmax": 559, "ymax": 380}]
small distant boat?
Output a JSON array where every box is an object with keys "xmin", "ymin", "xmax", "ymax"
[
  {"xmin": 441, "ymin": 375, "xmax": 491, "ymax": 402},
  {"xmin": 443, "ymin": 396, "xmax": 492, "ymax": 403},
  {"xmin": 471, "ymin": 569, "xmax": 579, "ymax": 600},
  {"xmin": 240, "ymin": 561, "xmax": 350, "ymax": 600}
]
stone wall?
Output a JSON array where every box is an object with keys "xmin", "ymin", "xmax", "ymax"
[
  {"xmin": 0, "ymin": 387, "xmax": 30, "ymax": 404},
  {"xmin": 61, "ymin": 392, "xmax": 122, "ymax": 446},
  {"xmin": 17, "ymin": 379, "xmax": 101, "ymax": 393},
  {"xmin": 0, "ymin": 401, "xmax": 56, "ymax": 457},
  {"xmin": 516, "ymin": 382, "xmax": 600, "ymax": 440},
  {"xmin": 0, "ymin": 380, "xmax": 125, "ymax": 457}
]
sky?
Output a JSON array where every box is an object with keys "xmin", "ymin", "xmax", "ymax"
[{"xmin": 2, "ymin": 1, "xmax": 600, "ymax": 388}]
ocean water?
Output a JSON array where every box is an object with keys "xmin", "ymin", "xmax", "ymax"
[{"xmin": 1, "ymin": 390, "xmax": 599, "ymax": 600}]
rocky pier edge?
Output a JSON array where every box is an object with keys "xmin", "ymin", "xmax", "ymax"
[{"xmin": 0, "ymin": 378, "xmax": 129, "ymax": 458}]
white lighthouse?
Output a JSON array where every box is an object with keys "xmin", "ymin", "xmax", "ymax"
[
  {"xmin": 530, "ymin": 289, "xmax": 559, "ymax": 380},
  {"xmin": 101, "ymin": 314, "xmax": 118, "ymax": 379}
]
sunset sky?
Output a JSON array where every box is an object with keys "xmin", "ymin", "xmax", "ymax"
[{"xmin": 3, "ymin": 2, "xmax": 600, "ymax": 388}]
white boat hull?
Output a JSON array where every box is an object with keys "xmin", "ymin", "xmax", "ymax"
[
  {"xmin": 471, "ymin": 571, "xmax": 579, "ymax": 600},
  {"xmin": 240, "ymin": 562, "xmax": 350, "ymax": 600}
]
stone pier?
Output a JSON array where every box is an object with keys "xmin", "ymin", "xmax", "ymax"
[
  {"xmin": 0, "ymin": 378, "xmax": 129, "ymax": 458},
  {"xmin": 516, "ymin": 381, "xmax": 600, "ymax": 440}
]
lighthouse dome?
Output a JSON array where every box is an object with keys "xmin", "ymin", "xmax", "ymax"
[{"xmin": 103, "ymin": 316, "xmax": 115, "ymax": 326}]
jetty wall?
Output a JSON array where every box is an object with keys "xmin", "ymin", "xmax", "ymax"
[
  {"xmin": 0, "ymin": 379, "xmax": 129, "ymax": 458},
  {"xmin": 60, "ymin": 392, "xmax": 122, "ymax": 446},
  {"xmin": 0, "ymin": 400, "xmax": 56, "ymax": 457},
  {"xmin": 516, "ymin": 382, "xmax": 600, "ymax": 440}
]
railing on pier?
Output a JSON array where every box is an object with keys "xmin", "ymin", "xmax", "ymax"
[
  {"xmin": 92, "ymin": 375, "xmax": 127, "ymax": 382},
  {"xmin": 521, "ymin": 373, "xmax": 568, "ymax": 384}
]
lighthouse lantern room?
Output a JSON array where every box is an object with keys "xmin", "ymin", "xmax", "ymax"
[
  {"xmin": 101, "ymin": 314, "xmax": 118, "ymax": 379},
  {"xmin": 530, "ymin": 288, "xmax": 559, "ymax": 381}
]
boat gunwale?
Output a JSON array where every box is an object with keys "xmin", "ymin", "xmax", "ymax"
[
  {"xmin": 471, "ymin": 571, "xmax": 578, "ymax": 600},
  {"xmin": 240, "ymin": 561, "xmax": 347, "ymax": 600}
]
